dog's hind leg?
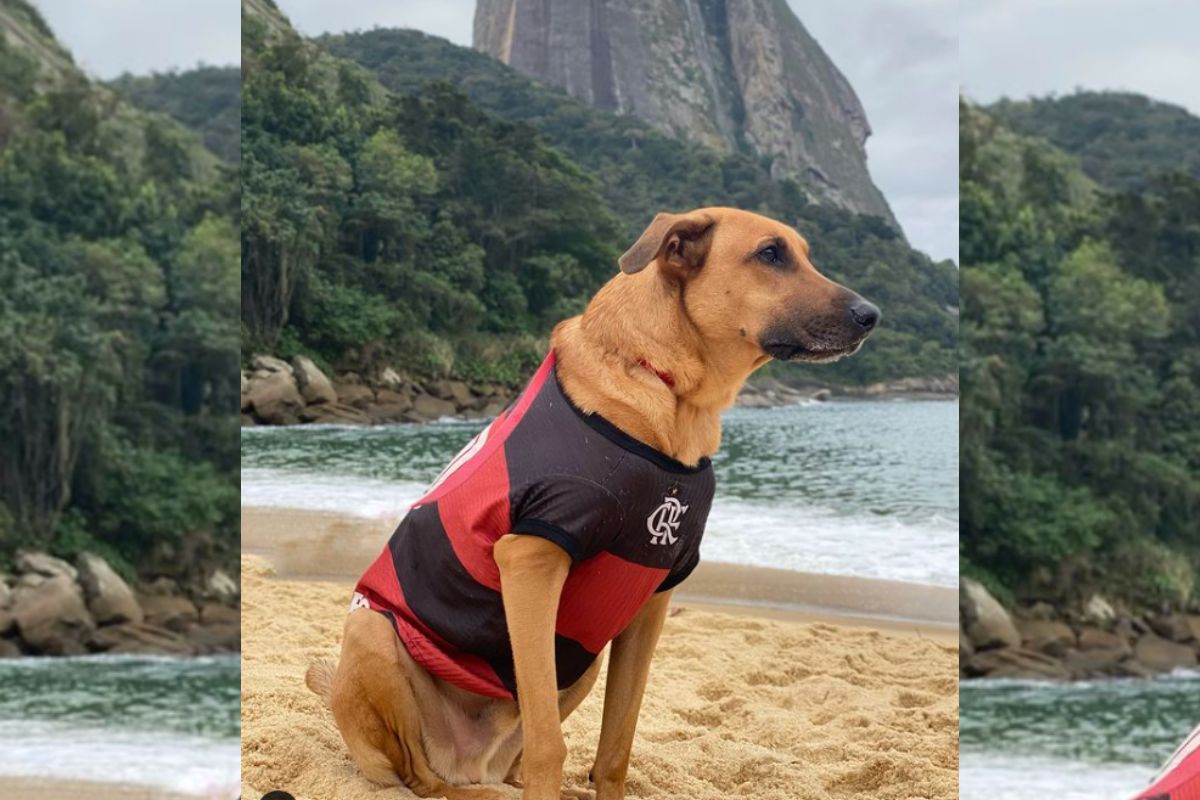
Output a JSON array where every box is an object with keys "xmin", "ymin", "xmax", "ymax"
[{"xmin": 316, "ymin": 610, "xmax": 508, "ymax": 800}]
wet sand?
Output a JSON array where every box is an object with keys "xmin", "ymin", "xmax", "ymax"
[
  {"xmin": 241, "ymin": 507, "xmax": 958, "ymax": 799},
  {"xmin": 0, "ymin": 776, "xmax": 202, "ymax": 800}
]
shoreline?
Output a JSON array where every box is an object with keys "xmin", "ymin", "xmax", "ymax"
[
  {"xmin": 241, "ymin": 351, "xmax": 958, "ymax": 428},
  {"xmin": 241, "ymin": 506, "xmax": 957, "ymax": 639},
  {"xmin": 0, "ymin": 776, "xmax": 203, "ymax": 800}
]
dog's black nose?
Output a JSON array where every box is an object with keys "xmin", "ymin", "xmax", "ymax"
[{"xmin": 848, "ymin": 298, "xmax": 880, "ymax": 331}]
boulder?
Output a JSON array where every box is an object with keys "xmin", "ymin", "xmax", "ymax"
[
  {"xmin": 240, "ymin": 372, "xmax": 251, "ymax": 411},
  {"xmin": 91, "ymin": 622, "xmax": 194, "ymax": 656},
  {"xmin": 1016, "ymin": 618, "xmax": 1076, "ymax": 656},
  {"xmin": 481, "ymin": 399, "xmax": 508, "ymax": 419},
  {"xmin": 0, "ymin": 608, "xmax": 13, "ymax": 636},
  {"xmin": 1150, "ymin": 613, "xmax": 1196, "ymax": 643},
  {"xmin": 75, "ymin": 553, "xmax": 143, "ymax": 625},
  {"xmin": 248, "ymin": 369, "xmax": 305, "ymax": 425},
  {"xmin": 199, "ymin": 602, "xmax": 240, "ymax": 626},
  {"xmin": 299, "ymin": 402, "xmax": 370, "ymax": 425},
  {"xmin": 811, "ymin": 388, "xmax": 832, "ymax": 402},
  {"xmin": 206, "ymin": 569, "xmax": 239, "ymax": 603},
  {"xmin": 367, "ymin": 404, "xmax": 415, "ymax": 424},
  {"xmin": 1063, "ymin": 646, "xmax": 1129, "ymax": 677},
  {"xmin": 1187, "ymin": 615, "xmax": 1200, "ymax": 643},
  {"xmin": 964, "ymin": 647, "xmax": 1069, "ymax": 680},
  {"xmin": 251, "ymin": 354, "xmax": 291, "ymax": 373},
  {"xmin": 138, "ymin": 593, "xmax": 199, "ymax": 633},
  {"xmin": 1083, "ymin": 594, "xmax": 1117, "ymax": 625},
  {"xmin": 1078, "ymin": 626, "xmax": 1132, "ymax": 655},
  {"xmin": 334, "ymin": 382, "xmax": 375, "ymax": 410},
  {"xmin": 378, "ymin": 367, "xmax": 405, "ymax": 390},
  {"xmin": 184, "ymin": 622, "xmax": 240, "ymax": 654},
  {"xmin": 425, "ymin": 379, "xmax": 455, "ymax": 401},
  {"xmin": 291, "ymin": 356, "xmax": 337, "ymax": 405},
  {"xmin": 446, "ymin": 381, "xmax": 473, "ymax": 407},
  {"xmin": 0, "ymin": 638, "xmax": 21, "ymax": 657},
  {"xmin": 15, "ymin": 573, "xmax": 45, "ymax": 589},
  {"xmin": 375, "ymin": 389, "xmax": 413, "ymax": 410},
  {"xmin": 959, "ymin": 631, "xmax": 975, "ymax": 661},
  {"xmin": 0, "ymin": 578, "xmax": 9, "ymax": 608},
  {"xmin": 12, "ymin": 575, "xmax": 95, "ymax": 655},
  {"xmin": 142, "ymin": 576, "xmax": 180, "ymax": 596},
  {"xmin": 411, "ymin": 394, "xmax": 457, "ymax": 422},
  {"xmin": 15, "ymin": 551, "xmax": 77, "ymax": 581},
  {"xmin": 1134, "ymin": 633, "xmax": 1198, "ymax": 673},
  {"xmin": 960, "ymin": 578, "xmax": 1021, "ymax": 651}
]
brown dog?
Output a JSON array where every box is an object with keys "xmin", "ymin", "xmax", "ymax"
[{"xmin": 306, "ymin": 207, "xmax": 879, "ymax": 800}]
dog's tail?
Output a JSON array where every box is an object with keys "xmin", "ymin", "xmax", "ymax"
[{"xmin": 305, "ymin": 659, "xmax": 337, "ymax": 708}]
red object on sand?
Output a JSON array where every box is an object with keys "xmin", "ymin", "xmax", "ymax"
[{"xmin": 1134, "ymin": 725, "xmax": 1200, "ymax": 800}]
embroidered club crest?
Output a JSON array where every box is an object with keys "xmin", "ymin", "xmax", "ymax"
[{"xmin": 647, "ymin": 496, "xmax": 688, "ymax": 545}]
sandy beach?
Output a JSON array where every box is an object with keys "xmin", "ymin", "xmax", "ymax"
[
  {"xmin": 0, "ymin": 776, "xmax": 200, "ymax": 800},
  {"xmin": 242, "ymin": 508, "xmax": 959, "ymax": 800}
]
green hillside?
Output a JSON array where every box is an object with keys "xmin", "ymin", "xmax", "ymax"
[
  {"xmin": 960, "ymin": 98, "xmax": 1200, "ymax": 610},
  {"xmin": 0, "ymin": 0, "xmax": 239, "ymax": 574},
  {"xmin": 109, "ymin": 65, "xmax": 240, "ymax": 163},
  {"xmin": 990, "ymin": 91, "xmax": 1200, "ymax": 191},
  {"xmin": 241, "ymin": 7, "xmax": 956, "ymax": 387}
]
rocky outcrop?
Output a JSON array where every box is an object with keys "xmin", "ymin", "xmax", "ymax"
[
  {"xmin": 76, "ymin": 553, "xmax": 143, "ymax": 625},
  {"xmin": 11, "ymin": 575, "xmax": 95, "ymax": 655},
  {"xmin": 961, "ymin": 588, "xmax": 1200, "ymax": 681},
  {"xmin": 1, "ymin": 550, "xmax": 239, "ymax": 658},
  {"xmin": 292, "ymin": 355, "xmax": 337, "ymax": 405},
  {"xmin": 960, "ymin": 579, "xmax": 1021, "ymax": 651},
  {"xmin": 474, "ymin": 0, "xmax": 894, "ymax": 222},
  {"xmin": 241, "ymin": 354, "xmax": 515, "ymax": 427}
]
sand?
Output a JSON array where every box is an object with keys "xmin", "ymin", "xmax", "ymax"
[
  {"xmin": 241, "ymin": 509, "xmax": 959, "ymax": 800},
  {"xmin": 0, "ymin": 776, "xmax": 199, "ymax": 800}
]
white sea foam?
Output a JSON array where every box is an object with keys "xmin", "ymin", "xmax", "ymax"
[
  {"xmin": 241, "ymin": 467, "xmax": 958, "ymax": 587},
  {"xmin": 0, "ymin": 719, "xmax": 239, "ymax": 796},
  {"xmin": 960, "ymin": 752, "xmax": 1151, "ymax": 800}
]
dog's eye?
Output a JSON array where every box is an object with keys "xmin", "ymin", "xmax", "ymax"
[{"xmin": 756, "ymin": 245, "xmax": 783, "ymax": 266}]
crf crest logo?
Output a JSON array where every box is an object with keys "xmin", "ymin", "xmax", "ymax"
[{"xmin": 647, "ymin": 497, "xmax": 688, "ymax": 545}]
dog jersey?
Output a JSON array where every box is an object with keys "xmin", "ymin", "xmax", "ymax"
[{"xmin": 351, "ymin": 350, "xmax": 715, "ymax": 700}]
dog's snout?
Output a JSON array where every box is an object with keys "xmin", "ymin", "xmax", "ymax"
[{"xmin": 848, "ymin": 298, "xmax": 880, "ymax": 331}]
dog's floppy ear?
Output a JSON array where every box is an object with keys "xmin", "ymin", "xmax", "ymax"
[{"xmin": 618, "ymin": 210, "xmax": 716, "ymax": 275}]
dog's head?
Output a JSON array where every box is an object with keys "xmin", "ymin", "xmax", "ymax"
[{"xmin": 618, "ymin": 208, "xmax": 880, "ymax": 363}]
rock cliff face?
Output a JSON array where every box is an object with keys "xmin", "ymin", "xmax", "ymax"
[{"xmin": 473, "ymin": 0, "xmax": 894, "ymax": 222}]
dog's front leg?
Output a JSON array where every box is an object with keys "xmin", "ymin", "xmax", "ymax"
[
  {"xmin": 494, "ymin": 533, "xmax": 572, "ymax": 800},
  {"xmin": 591, "ymin": 590, "xmax": 672, "ymax": 800}
]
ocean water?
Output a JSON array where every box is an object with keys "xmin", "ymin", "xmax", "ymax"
[
  {"xmin": 960, "ymin": 673, "xmax": 1200, "ymax": 799},
  {"xmin": 241, "ymin": 400, "xmax": 958, "ymax": 587},
  {"xmin": 0, "ymin": 655, "xmax": 240, "ymax": 796}
]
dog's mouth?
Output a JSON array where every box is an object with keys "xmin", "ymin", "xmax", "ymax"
[{"xmin": 761, "ymin": 339, "xmax": 864, "ymax": 363}]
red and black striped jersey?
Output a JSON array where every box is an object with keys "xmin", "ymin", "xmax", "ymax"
[{"xmin": 351, "ymin": 351, "xmax": 715, "ymax": 699}]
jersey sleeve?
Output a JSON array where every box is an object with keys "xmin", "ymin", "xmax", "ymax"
[
  {"xmin": 656, "ymin": 550, "xmax": 700, "ymax": 592},
  {"xmin": 511, "ymin": 476, "xmax": 625, "ymax": 562}
]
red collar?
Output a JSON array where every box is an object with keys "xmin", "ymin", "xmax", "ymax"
[{"xmin": 637, "ymin": 358, "xmax": 676, "ymax": 389}]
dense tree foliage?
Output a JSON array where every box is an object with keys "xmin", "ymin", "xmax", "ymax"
[
  {"xmin": 243, "ymin": 13, "xmax": 957, "ymax": 386},
  {"xmin": 961, "ymin": 99, "xmax": 1200, "ymax": 610},
  {"xmin": 109, "ymin": 65, "xmax": 240, "ymax": 164},
  {"xmin": 990, "ymin": 91, "xmax": 1200, "ymax": 193},
  {"xmin": 0, "ymin": 17, "xmax": 238, "ymax": 574}
]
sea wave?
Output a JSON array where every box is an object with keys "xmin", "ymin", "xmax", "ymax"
[
  {"xmin": 0, "ymin": 718, "xmax": 239, "ymax": 796},
  {"xmin": 241, "ymin": 467, "xmax": 958, "ymax": 587},
  {"xmin": 960, "ymin": 752, "xmax": 1151, "ymax": 800}
]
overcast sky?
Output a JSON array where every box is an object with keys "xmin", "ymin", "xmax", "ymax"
[
  {"xmin": 34, "ymin": 1, "xmax": 238, "ymax": 77},
  {"xmin": 961, "ymin": 0, "xmax": 1200, "ymax": 116}
]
